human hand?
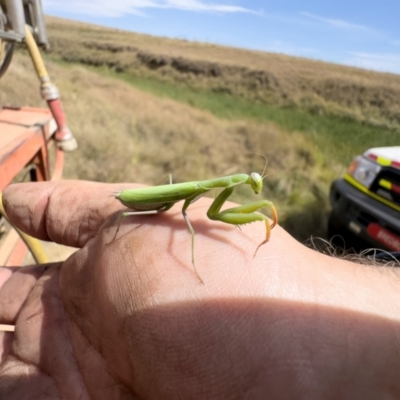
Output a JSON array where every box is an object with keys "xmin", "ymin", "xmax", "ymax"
[{"xmin": 1, "ymin": 180, "xmax": 400, "ymax": 399}]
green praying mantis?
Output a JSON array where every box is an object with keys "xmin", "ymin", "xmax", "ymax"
[{"xmin": 111, "ymin": 171, "xmax": 278, "ymax": 283}]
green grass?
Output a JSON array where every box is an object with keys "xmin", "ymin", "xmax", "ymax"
[
  {"xmin": 46, "ymin": 53, "xmax": 398, "ymax": 167},
  {"xmin": 94, "ymin": 67, "xmax": 398, "ymax": 167}
]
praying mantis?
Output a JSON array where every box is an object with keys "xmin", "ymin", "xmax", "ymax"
[{"xmin": 111, "ymin": 171, "xmax": 278, "ymax": 283}]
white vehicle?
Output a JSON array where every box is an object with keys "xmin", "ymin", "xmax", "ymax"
[{"xmin": 329, "ymin": 147, "xmax": 400, "ymax": 252}]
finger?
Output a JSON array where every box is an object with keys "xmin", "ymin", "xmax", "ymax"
[
  {"xmin": 0, "ymin": 263, "xmax": 91, "ymax": 400},
  {"xmin": 3, "ymin": 180, "xmax": 142, "ymax": 248},
  {"xmin": 0, "ymin": 265, "xmax": 55, "ymax": 325},
  {"xmin": 0, "ymin": 330, "xmax": 14, "ymax": 362}
]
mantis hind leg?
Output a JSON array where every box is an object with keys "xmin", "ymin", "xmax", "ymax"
[{"xmin": 107, "ymin": 203, "xmax": 174, "ymax": 245}]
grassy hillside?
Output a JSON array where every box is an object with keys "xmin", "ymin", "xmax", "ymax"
[
  {"xmin": 1, "ymin": 16, "xmax": 399, "ymax": 242},
  {"xmin": 45, "ymin": 16, "xmax": 400, "ymax": 131}
]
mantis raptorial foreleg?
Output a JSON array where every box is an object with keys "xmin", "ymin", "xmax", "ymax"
[{"xmin": 207, "ymin": 186, "xmax": 278, "ymax": 254}]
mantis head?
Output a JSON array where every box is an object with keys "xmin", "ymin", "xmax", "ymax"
[
  {"xmin": 249, "ymin": 172, "xmax": 263, "ymax": 194},
  {"xmin": 247, "ymin": 153, "xmax": 269, "ymax": 194}
]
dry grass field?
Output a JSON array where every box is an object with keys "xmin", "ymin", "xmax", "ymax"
[
  {"xmin": 45, "ymin": 16, "xmax": 400, "ymax": 130},
  {"xmin": 1, "ymin": 16, "xmax": 399, "ymax": 242}
]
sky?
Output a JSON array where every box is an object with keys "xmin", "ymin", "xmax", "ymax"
[{"xmin": 42, "ymin": 0, "xmax": 400, "ymax": 75}]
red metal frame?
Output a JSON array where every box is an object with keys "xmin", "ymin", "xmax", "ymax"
[{"xmin": 0, "ymin": 106, "xmax": 64, "ymax": 265}]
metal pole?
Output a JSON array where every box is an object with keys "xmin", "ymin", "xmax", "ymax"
[
  {"xmin": 4, "ymin": 0, "xmax": 25, "ymax": 37},
  {"xmin": 28, "ymin": 0, "xmax": 48, "ymax": 48}
]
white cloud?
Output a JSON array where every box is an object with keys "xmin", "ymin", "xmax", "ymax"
[
  {"xmin": 43, "ymin": 0, "xmax": 256, "ymax": 18},
  {"xmin": 301, "ymin": 12, "xmax": 377, "ymax": 34},
  {"xmin": 344, "ymin": 52, "xmax": 400, "ymax": 74},
  {"xmin": 161, "ymin": 0, "xmax": 251, "ymax": 13}
]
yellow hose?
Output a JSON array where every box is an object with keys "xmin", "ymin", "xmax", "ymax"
[
  {"xmin": 0, "ymin": 191, "xmax": 48, "ymax": 264},
  {"xmin": 24, "ymin": 25, "xmax": 48, "ymax": 79},
  {"xmin": 0, "ymin": 29, "xmax": 50, "ymax": 265},
  {"xmin": 0, "ymin": 39, "xmax": 4, "ymax": 65}
]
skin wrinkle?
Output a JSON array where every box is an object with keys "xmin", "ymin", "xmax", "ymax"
[
  {"xmin": 32, "ymin": 182, "xmax": 58, "ymax": 242},
  {"xmin": 75, "ymin": 214, "xmax": 91, "ymax": 248},
  {"xmin": 35, "ymin": 196, "xmax": 51, "ymax": 241},
  {"xmin": 73, "ymin": 201, "xmax": 108, "ymax": 247},
  {"xmin": 47, "ymin": 186, "xmax": 80, "ymax": 246},
  {"xmin": 64, "ymin": 184, "xmax": 126, "ymax": 247},
  {"xmin": 22, "ymin": 270, "xmax": 85, "ymax": 399},
  {"xmin": 0, "ymin": 331, "xmax": 14, "ymax": 363},
  {"xmin": 34, "ymin": 182, "xmax": 94, "ymax": 246},
  {"xmin": 82, "ymin": 251, "xmax": 138, "ymax": 388},
  {"xmin": 0, "ymin": 364, "xmax": 60, "ymax": 399},
  {"xmin": 54, "ymin": 310, "xmax": 99, "ymax": 399},
  {"xmin": 120, "ymin": 259, "xmax": 142, "ymax": 314},
  {"xmin": 113, "ymin": 226, "xmax": 165, "ymax": 300},
  {"xmin": 0, "ymin": 265, "xmax": 48, "ymax": 325},
  {"xmin": 61, "ymin": 267, "xmax": 115, "ymax": 355},
  {"xmin": 65, "ymin": 317, "xmax": 133, "ymax": 400},
  {"xmin": 1, "ymin": 354, "xmax": 58, "ymax": 398}
]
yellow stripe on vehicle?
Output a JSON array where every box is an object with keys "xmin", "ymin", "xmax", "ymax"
[
  {"xmin": 379, "ymin": 179, "xmax": 392, "ymax": 190},
  {"xmin": 344, "ymin": 174, "xmax": 400, "ymax": 213},
  {"xmin": 376, "ymin": 155, "xmax": 392, "ymax": 167}
]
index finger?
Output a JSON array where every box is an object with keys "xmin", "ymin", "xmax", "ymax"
[{"xmin": 2, "ymin": 180, "xmax": 141, "ymax": 248}]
